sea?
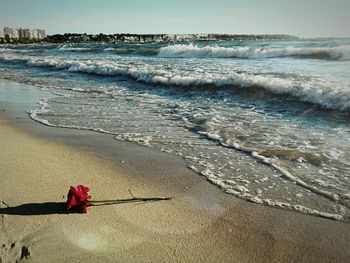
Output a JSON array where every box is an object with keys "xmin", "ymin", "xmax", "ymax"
[{"xmin": 1, "ymin": 38, "xmax": 350, "ymax": 220}]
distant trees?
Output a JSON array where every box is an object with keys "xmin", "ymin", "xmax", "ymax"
[{"xmin": 0, "ymin": 33, "xmax": 298, "ymax": 45}]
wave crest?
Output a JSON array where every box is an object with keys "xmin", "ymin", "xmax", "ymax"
[
  {"xmin": 158, "ymin": 44, "xmax": 350, "ymax": 60},
  {"xmin": 57, "ymin": 46, "xmax": 97, "ymax": 52}
]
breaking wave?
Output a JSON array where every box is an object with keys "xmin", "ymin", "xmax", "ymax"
[
  {"xmin": 57, "ymin": 46, "xmax": 99, "ymax": 52},
  {"xmin": 1, "ymin": 54, "xmax": 350, "ymax": 111},
  {"xmin": 158, "ymin": 44, "xmax": 350, "ymax": 60}
]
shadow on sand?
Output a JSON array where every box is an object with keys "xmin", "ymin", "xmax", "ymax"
[
  {"xmin": 0, "ymin": 198, "xmax": 172, "ymax": 216},
  {"xmin": 0, "ymin": 202, "xmax": 68, "ymax": 216}
]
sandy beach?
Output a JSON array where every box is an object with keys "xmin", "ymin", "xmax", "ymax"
[{"xmin": 0, "ymin": 81, "xmax": 350, "ymax": 262}]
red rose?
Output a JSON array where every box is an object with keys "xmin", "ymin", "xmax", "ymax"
[{"xmin": 66, "ymin": 185, "xmax": 92, "ymax": 213}]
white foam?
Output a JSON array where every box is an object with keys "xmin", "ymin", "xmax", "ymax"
[
  {"xmin": 58, "ymin": 46, "xmax": 92, "ymax": 52},
  {"xmin": 215, "ymin": 136, "xmax": 346, "ymax": 206},
  {"xmin": 28, "ymin": 98, "xmax": 53, "ymax": 126},
  {"xmin": 104, "ymin": 47, "xmax": 117, "ymax": 51},
  {"xmin": 198, "ymin": 167, "xmax": 344, "ymax": 220}
]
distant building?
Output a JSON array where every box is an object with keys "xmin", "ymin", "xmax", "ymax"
[
  {"xmin": 2, "ymin": 27, "xmax": 46, "ymax": 41},
  {"xmin": 31, "ymin": 29, "xmax": 39, "ymax": 39},
  {"xmin": 32, "ymin": 29, "xmax": 46, "ymax": 39},
  {"xmin": 18, "ymin": 28, "xmax": 32, "ymax": 39},
  {"xmin": 3, "ymin": 27, "xmax": 18, "ymax": 39}
]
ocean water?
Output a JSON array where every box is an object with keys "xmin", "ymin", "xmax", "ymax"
[{"xmin": 1, "ymin": 38, "xmax": 350, "ymax": 220}]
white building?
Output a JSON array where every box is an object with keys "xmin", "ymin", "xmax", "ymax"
[
  {"xmin": 32, "ymin": 29, "xmax": 46, "ymax": 39},
  {"xmin": 3, "ymin": 27, "xmax": 18, "ymax": 38},
  {"xmin": 3, "ymin": 27, "xmax": 46, "ymax": 40},
  {"xmin": 31, "ymin": 29, "xmax": 39, "ymax": 39},
  {"xmin": 18, "ymin": 28, "xmax": 32, "ymax": 39}
]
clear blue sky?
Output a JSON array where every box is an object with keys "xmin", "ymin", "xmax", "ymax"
[{"xmin": 0, "ymin": 0, "xmax": 349, "ymax": 37}]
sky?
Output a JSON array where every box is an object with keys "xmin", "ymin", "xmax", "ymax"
[{"xmin": 0, "ymin": 0, "xmax": 349, "ymax": 37}]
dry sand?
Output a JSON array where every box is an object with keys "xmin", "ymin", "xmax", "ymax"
[{"xmin": 0, "ymin": 105, "xmax": 350, "ymax": 262}]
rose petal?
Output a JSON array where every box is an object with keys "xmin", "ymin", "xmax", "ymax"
[{"xmin": 66, "ymin": 185, "xmax": 91, "ymax": 213}]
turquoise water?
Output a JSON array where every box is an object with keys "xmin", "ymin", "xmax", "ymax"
[{"xmin": 1, "ymin": 38, "xmax": 350, "ymax": 220}]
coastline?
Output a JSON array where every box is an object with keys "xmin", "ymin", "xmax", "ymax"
[{"xmin": 0, "ymin": 80, "xmax": 350, "ymax": 262}]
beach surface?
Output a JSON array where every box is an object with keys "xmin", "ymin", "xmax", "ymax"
[{"xmin": 0, "ymin": 80, "xmax": 350, "ymax": 262}]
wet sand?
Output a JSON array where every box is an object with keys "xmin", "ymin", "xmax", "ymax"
[{"xmin": 0, "ymin": 80, "xmax": 349, "ymax": 262}]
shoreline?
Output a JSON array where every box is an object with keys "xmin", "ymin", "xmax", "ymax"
[{"xmin": 0, "ymin": 80, "xmax": 350, "ymax": 262}]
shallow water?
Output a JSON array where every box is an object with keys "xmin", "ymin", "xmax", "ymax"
[{"xmin": 1, "ymin": 38, "xmax": 350, "ymax": 220}]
